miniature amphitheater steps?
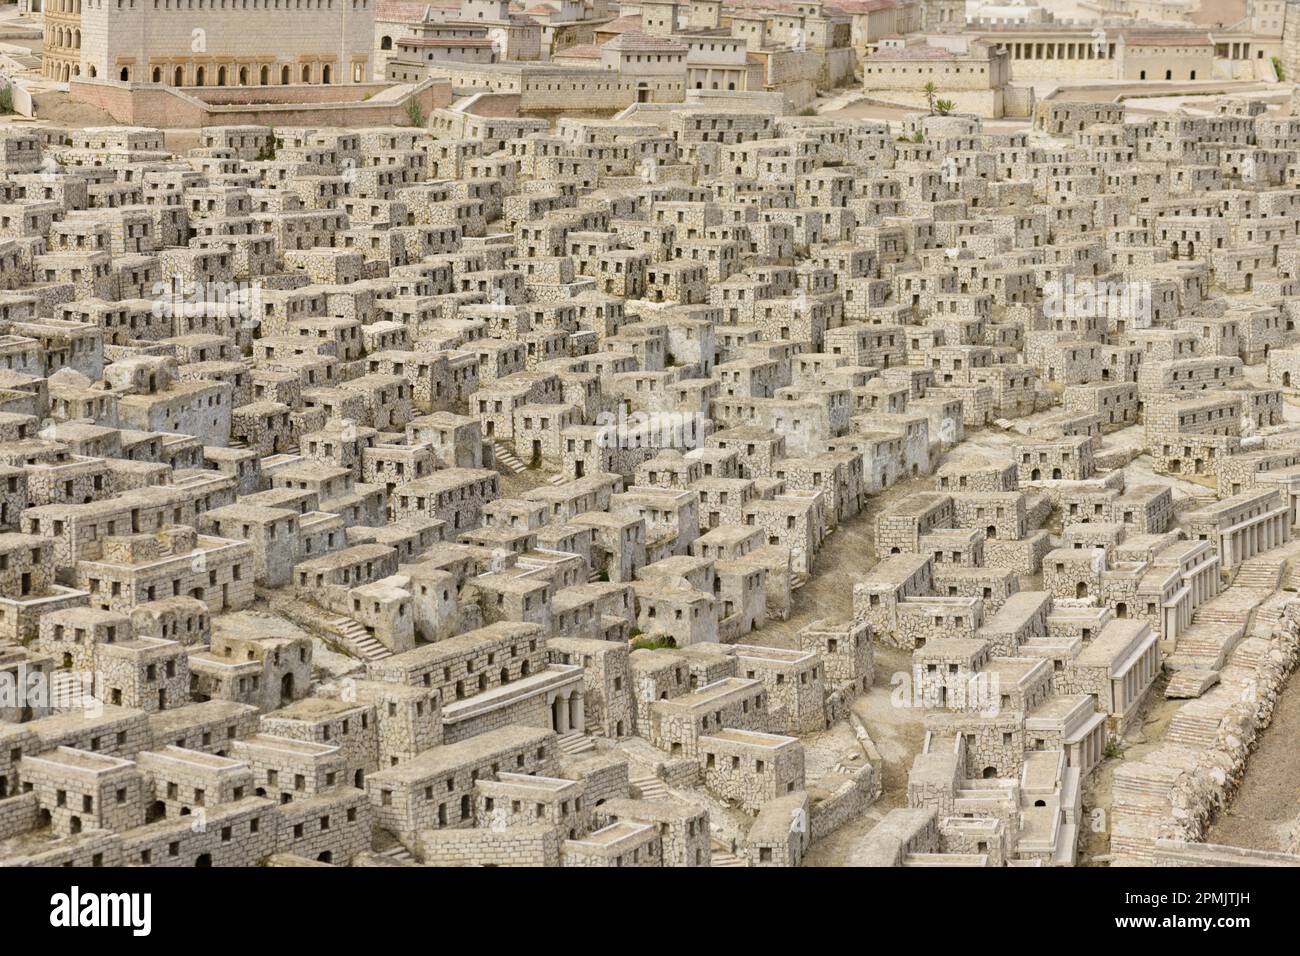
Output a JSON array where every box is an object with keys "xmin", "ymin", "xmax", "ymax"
[
  {"xmin": 556, "ymin": 732, "xmax": 596, "ymax": 756},
  {"xmin": 331, "ymin": 618, "xmax": 392, "ymax": 661},
  {"xmin": 628, "ymin": 772, "xmax": 671, "ymax": 800},
  {"xmin": 492, "ymin": 442, "xmax": 526, "ymax": 475}
]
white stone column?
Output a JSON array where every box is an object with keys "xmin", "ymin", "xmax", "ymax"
[
  {"xmin": 555, "ymin": 693, "xmax": 570, "ymax": 733},
  {"xmin": 570, "ymin": 692, "xmax": 585, "ymax": 734}
]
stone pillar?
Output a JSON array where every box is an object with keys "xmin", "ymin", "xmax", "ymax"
[{"xmin": 570, "ymin": 692, "xmax": 585, "ymax": 733}]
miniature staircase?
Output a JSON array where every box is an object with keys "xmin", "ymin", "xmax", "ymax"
[
  {"xmin": 1191, "ymin": 602, "xmax": 1252, "ymax": 627},
  {"xmin": 379, "ymin": 844, "xmax": 416, "ymax": 864},
  {"xmin": 556, "ymin": 732, "xmax": 596, "ymax": 756},
  {"xmin": 629, "ymin": 772, "xmax": 670, "ymax": 800},
  {"xmin": 331, "ymin": 617, "xmax": 392, "ymax": 661},
  {"xmin": 547, "ymin": 473, "xmax": 568, "ymax": 486},
  {"xmin": 1166, "ymin": 624, "xmax": 1244, "ymax": 672},
  {"xmin": 492, "ymin": 441, "xmax": 526, "ymax": 475},
  {"xmin": 710, "ymin": 840, "xmax": 747, "ymax": 867},
  {"xmin": 227, "ymin": 437, "xmax": 248, "ymax": 450},
  {"xmin": 791, "ymin": 571, "xmax": 809, "ymax": 590},
  {"xmin": 1232, "ymin": 557, "xmax": 1285, "ymax": 590},
  {"xmin": 1252, "ymin": 602, "xmax": 1286, "ymax": 634},
  {"xmin": 1164, "ymin": 701, "xmax": 1226, "ymax": 748},
  {"xmin": 1164, "ymin": 668, "xmax": 1219, "ymax": 699}
]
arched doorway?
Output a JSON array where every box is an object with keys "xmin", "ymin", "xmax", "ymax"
[
  {"xmin": 321, "ymin": 64, "xmax": 331, "ymax": 84},
  {"xmin": 195, "ymin": 66, "xmax": 206, "ymax": 86},
  {"xmin": 280, "ymin": 672, "xmax": 294, "ymax": 703},
  {"xmin": 281, "ymin": 65, "xmax": 290, "ymax": 84},
  {"xmin": 260, "ymin": 65, "xmax": 270, "ymax": 85},
  {"xmin": 174, "ymin": 66, "xmax": 184, "ymax": 85}
]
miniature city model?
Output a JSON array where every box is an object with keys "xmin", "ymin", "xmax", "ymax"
[{"xmin": 0, "ymin": 0, "xmax": 1298, "ymax": 870}]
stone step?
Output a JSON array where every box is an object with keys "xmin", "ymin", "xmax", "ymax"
[
  {"xmin": 629, "ymin": 773, "xmax": 670, "ymax": 800},
  {"xmin": 331, "ymin": 618, "xmax": 392, "ymax": 661},
  {"xmin": 556, "ymin": 732, "xmax": 596, "ymax": 756},
  {"xmin": 711, "ymin": 849, "xmax": 747, "ymax": 867},
  {"xmin": 1164, "ymin": 668, "xmax": 1219, "ymax": 699},
  {"xmin": 1225, "ymin": 637, "xmax": 1271, "ymax": 671},
  {"xmin": 492, "ymin": 441, "xmax": 526, "ymax": 475},
  {"xmin": 380, "ymin": 844, "xmax": 415, "ymax": 863},
  {"xmin": 1164, "ymin": 711, "xmax": 1223, "ymax": 748},
  {"xmin": 1232, "ymin": 558, "xmax": 1285, "ymax": 589}
]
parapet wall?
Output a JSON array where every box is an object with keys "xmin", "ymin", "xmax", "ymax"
[{"xmin": 67, "ymin": 79, "xmax": 453, "ymax": 129}]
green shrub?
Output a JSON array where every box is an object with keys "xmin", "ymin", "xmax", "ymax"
[
  {"xmin": 405, "ymin": 98, "xmax": 425, "ymax": 128},
  {"xmin": 630, "ymin": 635, "xmax": 677, "ymax": 651}
]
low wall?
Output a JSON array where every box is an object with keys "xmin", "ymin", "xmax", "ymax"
[
  {"xmin": 416, "ymin": 826, "xmax": 561, "ymax": 867},
  {"xmin": 68, "ymin": 78, "xmax": 453, "ymax": 129},
  {"xmin": 809, "ymin": 762, "xmax": 877, "ymax": 843}
]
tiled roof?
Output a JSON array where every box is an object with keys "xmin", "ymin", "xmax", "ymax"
[
  {"xmin": 377, "ymin": 0, "xmax": 460, "ymax": 22},
  {"xmin": 603, "ymin": 30, "xmax": 690, "ymax": 53}
]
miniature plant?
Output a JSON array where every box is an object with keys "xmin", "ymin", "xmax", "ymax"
[
  {"xmin": 405, "ymin": 98, "xmax": 425, "ymax": 128},
  {"xmin": 631, "ymin": 635, "xmax": 677, "ymax": 651},
  {"xmin": 923, "ymin": 80, "xmax": 937, "ymax": 114},
  {"xmin": 935, "ymin": 99, "xmax": 956, "ymax": 116}
]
